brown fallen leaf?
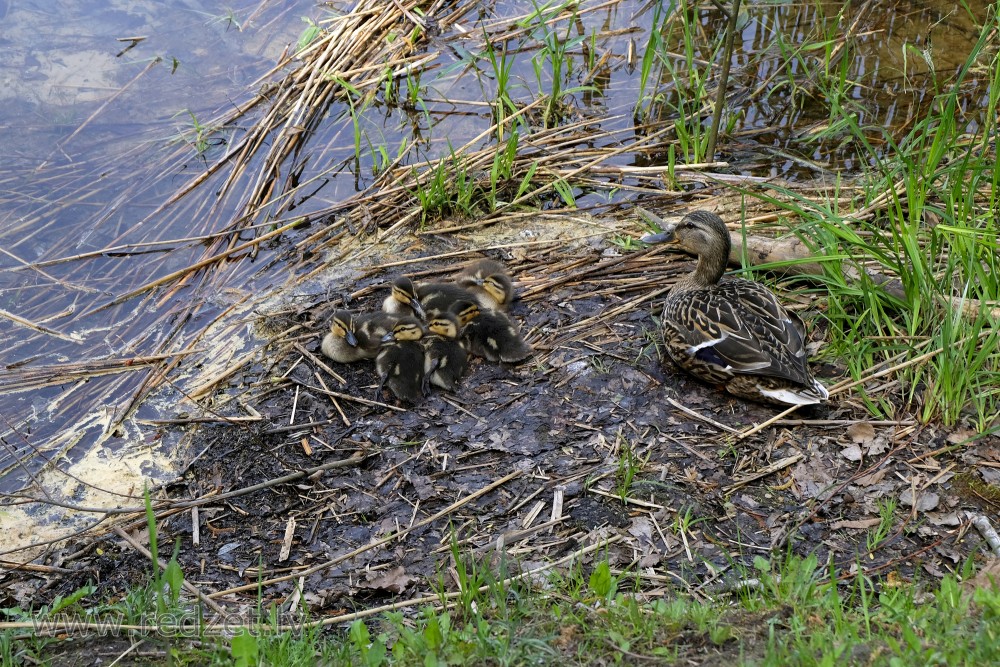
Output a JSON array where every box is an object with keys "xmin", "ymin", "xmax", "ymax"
[
  {"xmin": 361, "ymin": 566, "xmax": 415, "ymax": 594},
  {"xmin": 846, "ymin": 421, "xmax": 875, "ymax": 444},
  {"xmin": 854, "ymin": 468, "xmax": 887, "ymax": 486},
  {"xmin": 963, "ymin": 559, "xmax": 1000, "ymax": 594}
]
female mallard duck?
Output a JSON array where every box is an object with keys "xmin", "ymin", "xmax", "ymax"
[
  {"xmin": 450, "ymin": 300, "xmax": 533, "ymax": 364},
  {"xmin": 321, "ymin": 310, "xmax": 366, "ymax": 363},
  {"xmin": 382, "ymin": 277, "xmax": 427, "ymax": 320},
  {"xmin": 640, "ymin": 208, "xmax": 828, "ymax": 406},
  {"xmin": 375, "ymin": 316, "xmax": 426, "ymax": 404},
  {"xmin": 422, "ymin": 311, "xmax": 469, "ymax": 392},
  {"xmin": 455, "ymin": 259, "xmax": 515, "ymax": 311}
]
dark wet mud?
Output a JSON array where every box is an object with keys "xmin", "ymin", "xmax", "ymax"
[{"xmin": 10, "ymin": 238, "xmax": 995, "ymax": 617}]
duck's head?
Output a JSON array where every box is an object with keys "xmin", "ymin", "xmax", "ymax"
[
  {"xmin": 463, "ymin": 273, "xmax": 513, "ymax": 306},
  {"xmin": 389, "ymin": 276, "xmax": 426, "ymax": 319},
  {"xmin": 640, "ymin": 209, "xmax": 730, "ymax": 261},
  {"xmin": 428, "ymin": 312, "xmax": 461, "ymax": 340},
  {"xmin": 448, "ymin": 299, "xmax": 481, "ymax": 326},
  {"xmin": 457, "ymin": 260, "xmax": 514, "ymax": 305},
  {"xmin": 381, "ymin": 316, "xmax": 425, "ymax": 343},
  {"xmin": 329, "ymin": 310, "xmax": 358, "ymax": 347}
]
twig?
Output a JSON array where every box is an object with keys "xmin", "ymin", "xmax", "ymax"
[
  {"xmin": 724, "ymin": 453, "xmax": 804, "ymax": 492},
  {"xmin": 665, "ymin": 397, "xmax": 739, "ymax": 433}
]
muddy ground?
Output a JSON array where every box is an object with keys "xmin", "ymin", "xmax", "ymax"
[{"xmin": 5, "ymin": 229, "xmax": 997, "ymax": 629}]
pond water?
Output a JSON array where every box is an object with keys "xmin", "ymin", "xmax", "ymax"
[{"xmin": 0, "ymin": 0, "xmax": 993, "ymax": 555}]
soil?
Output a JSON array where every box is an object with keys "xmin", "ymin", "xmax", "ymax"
[{"xmin": 7, "ymin": 227, "xmax": 997, "ymax": 629}]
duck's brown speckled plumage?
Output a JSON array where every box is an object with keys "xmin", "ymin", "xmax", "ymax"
[{"xmin": 641, "ymin": 208, "xmax": 828, "ymax": 406}]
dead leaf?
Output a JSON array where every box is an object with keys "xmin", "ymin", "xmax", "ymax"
[
  {"xmin": 947, "ymin": 426, "xmax": 978, "ymax": 445},
  {"xmin": 963, "ymin": 559, "xmax": 1000, "ymax": 594},
  {"xmin": 899, "ymin": 489, "xmax": 940, "ymax": 512},
  {"xmin": 866, "ymin": 437, "xmax": 890, "ymax": 456},
  {"xmin": 791, "ymin": 455, "xmax": 834, "ymax": 499},
  {"xmin": 361, "ymin": 566, "xmax": 415, "ymax": 594},
  {"xmin": 627, "ymin": 516, "xmax": 654, "ymax": 546},
  {"xmin": 846, "ymin": 422, "xmax": 875, "ymax": 444},
  {"xmin": 639, "ymin": 553, "xmax": 661, "ymax": 568},
  {"xmin": 926, "ymin": 512, "xmax": 962, "ymax": 527},
  {"xmin": 840, "ymin": 444, "xmax": 863, "ymax": 462}
]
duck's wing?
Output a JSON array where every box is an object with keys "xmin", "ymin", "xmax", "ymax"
[{"xmin": 665, "ymin": 281, "xmax": 813, "ymax": 386}]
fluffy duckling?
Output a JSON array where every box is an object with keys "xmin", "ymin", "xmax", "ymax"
[
  {"xmin": 450, "ymin": 300, "xmax": 533, "ymax": 364},
  {"xmin": 640, "ymin": 208, "xmax": 828, "ymax": 406},
  {"xmin": 422, "ymin": 311, "xmax": 468, "ymax": 392},
  {"xmin": 321, "ymin": 310, "xmax": 366, "ymax": 363},
  {"xmin": 375, "ymin": 316, "xmax": 426, "ymax": 404},
  {"xmin": 419, "ymin": 281, "xmax": 484, "ymax": 318},
  {"xmin": 455, "ymin": 259, "xmax": 515, "ymax": 311},
  {"xmin": 354, "ymin": 311, "xmax": 400, "ymax": 357},
  {"xmin": 382, "ymin": 277, "xmax": 426, "ymax": 320}
]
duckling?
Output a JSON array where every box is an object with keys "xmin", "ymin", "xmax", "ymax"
[
  {"xmin": 450, "ymin": 300, "xmax": 533, "ymax": 364},
  {"xmin": 455, "ymin": 259, "xmax": 515, "ymax": 311},
  {"xmin": 639, "ymin": 208, "xmax": 828, "ymax": 406},
  {"xmin": 321, "ymin": 310, "xmax": 366, "ymax": 363},
  {"xmin": 375, "ymin": 316, "xmax": 426, "ymax": 404},
  {"xmin": 354, "ymin": 311, "xmax": 400, "ymax": 357},
  {"xmin": 419, "ymin": 281, "xmax": 483, "ymax": 318},
  {"xmin": 382, "ymin": 277, "xmax": 426, "ymax": 320},
  {"xmin": 422, "ymin": 311, "xmax": 469, "ymax": 392}
]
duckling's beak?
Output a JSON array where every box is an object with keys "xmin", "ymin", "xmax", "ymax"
[
  {"xmin": 637, "ymin": 207, "xmax": 678, "ymax": 245},
  {"xmin": 345, "ymin": 330, "xmax": 359, "ymax": 347}
]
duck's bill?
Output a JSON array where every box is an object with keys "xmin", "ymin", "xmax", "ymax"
[
  {"xmin": 640, "ymin": 229, "xmax": 677, "ymax": 244},
  {"xmin": 380, "ymin": 331, "xmax": 395, "ymax": 343},
  {"xmin": 636, "ymin": 206, "xmax": 677, "ymax": 245},
  {"xmin": 346, "ymin": 330, "xmax": 359, "ymax": 347}
]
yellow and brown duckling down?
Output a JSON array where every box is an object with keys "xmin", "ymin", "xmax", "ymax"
[
  {"xmin": 321, "ymin": 310, "xmax": 398, "ymax": 363},
  {"xmin": 320, "ymin": 310, "xmax": 366, "ymax": 363},
  {"xmin": 320, "ymin": 258, "xmax": 529, "ymax": 406},
  {"xmin": 422, "ymin": 311, "xmax": 469, "ymax": 392},
  {"xmin": 640, "ymin": 208, "xmax": 828, "ymax": 406},
  {"xmin": 376, "ymin": 316, "xmax": 427, "ymax": 404},
  {"xmin": 455, "ymin": 259, "xmax": 515, "ymax": 311},
  {"xmin": 382, "ymin": 277, "xmax": 427, "ymax": 320},
  {"xmin": 450, "ymin": 299, "xmax": 533, "ymax": 364}
]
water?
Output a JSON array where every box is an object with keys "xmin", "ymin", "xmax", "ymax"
[{"xmin": 0, "ymin": 0, "xmax": 993, "ymax": 555}]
